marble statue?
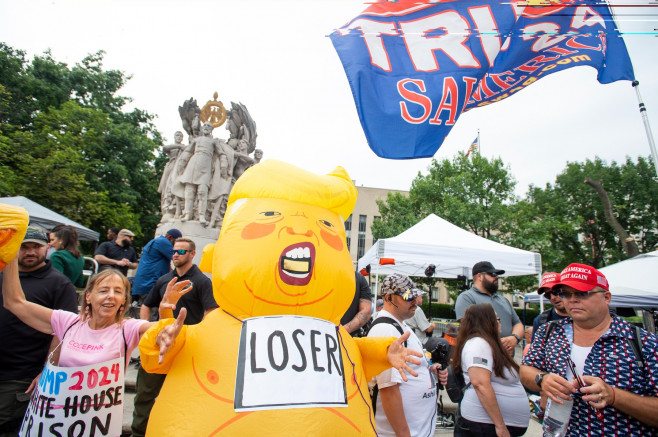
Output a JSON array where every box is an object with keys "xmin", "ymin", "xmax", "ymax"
[
  {"xmin": 158, "ymin": 131, "xmax": 186, "ymax": 219},
  {"xmin": 174, "ymin": 122, "xmax": 234, "ymax": 226},
  {"xmin": 159, "ymin": 95, "xmax": 259, "ymax": 234}
]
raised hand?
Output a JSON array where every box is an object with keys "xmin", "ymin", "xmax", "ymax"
[{"xmin": 159, "ymin": 278, "xmax": 193, "ymax": 319}]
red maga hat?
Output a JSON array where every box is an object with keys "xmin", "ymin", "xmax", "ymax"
[
  {"xmin": 538, "ymin": 272, "xmax": 559, "ymax": 294},
  {"xmin": 554, "ymin": 263, "xmax": 609, "ymax": 292}
]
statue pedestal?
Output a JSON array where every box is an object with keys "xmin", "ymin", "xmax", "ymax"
[{"xmin": 156, "ymin": 220, "xmax": 220, "ymax": 267}]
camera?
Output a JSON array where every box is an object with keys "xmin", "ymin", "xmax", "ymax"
[{"xmin": 424, "ymin": 337, "xmax": 450, "ymax": 370}]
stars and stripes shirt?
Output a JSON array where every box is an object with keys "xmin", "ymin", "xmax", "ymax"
[{"xmin": 522, "ymin": 313, "xmax": 658, "ymax": 436}]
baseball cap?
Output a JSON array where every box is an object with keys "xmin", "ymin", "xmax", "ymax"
[
  {"xmin": 379, "ymin": 273, "xmax": 425, "ymax": 300},
  {"xmin": 537, "ymin": 272, "xmax": 559, "ymax": 294},
  {"xmin": 23, "ymin": 226, "xmax": 49, "ymax": 246},
  {"xmin": 472, "ymin": 261, "xmax": 505, "ymax": 277},
  {"xmin": 166, "ymin": 229, "xmax": 182, "ymax": 239},
  {"xmin": 554, "ymin": 263, "xmax": 609, "ymax": 292},
  {"xmin": 118, "ymin": 229, "xmax": 135, "ymax": 238}
]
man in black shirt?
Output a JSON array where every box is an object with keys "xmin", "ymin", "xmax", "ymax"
[
  {"xmin": 340, "ymin": 271, "xmax": 372, "ymax": 336},
  {"xmin": 94, "ymin": 228, "xmax": 138, "ymax": 276},
  {"xmin": 0, "ymin": 227, "xmax": 79, "ymax": 435},
  {"xmin": 131, "ymin": 237, "xmax": 217, "ymax": 437}
]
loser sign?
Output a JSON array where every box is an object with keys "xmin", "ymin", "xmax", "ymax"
[
  {"xmin": 20, "ymin": 357, "xmax": 124, "ymax": 437},
  {"xmin": 234, "ymin": 316, "xmax": 347, "ymax": 411}
]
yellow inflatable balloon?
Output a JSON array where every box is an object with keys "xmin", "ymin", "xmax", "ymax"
[
  {"xmin": 0, "ymin": 204, "xmax": 29, "ymax": 271},
  {"xmin": 140, "ymin": 160, "xmax": 395, "ymax": 436}
]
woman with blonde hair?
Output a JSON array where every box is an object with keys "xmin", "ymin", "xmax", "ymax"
[
  {"xmin": 453, "ymin": 303, "xmax": 529, "ymax": 437},
  {"xmin": 2, "ymin": 256, "xmax": 188, "ymax": 370}
]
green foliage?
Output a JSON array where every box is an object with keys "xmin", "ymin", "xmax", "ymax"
[
  {"xmin": 0, "ymin": 43, "xmax": 164, "ymax": 247},
  {"xmin": 374, "ymin": 150, "xmax": 658, "ymax": 296}
]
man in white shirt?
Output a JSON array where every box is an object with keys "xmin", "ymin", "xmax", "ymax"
[{"xmin": 367, "ymin": 274, "xmax": 439, "ymax": 437}]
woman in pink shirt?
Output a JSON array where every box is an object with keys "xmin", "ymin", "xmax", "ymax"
[{"xmin": 2, "ymin": 256, "xmax": 188, "ymax": 370}]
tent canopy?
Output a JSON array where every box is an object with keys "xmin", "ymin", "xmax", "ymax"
[
  {"xmin": 357, "ymin": 214, "xmax": 541, "ymax": 279},
  {"xmin": 0, "ymin": 196, "xmax": 100, "ymax": 241},
  {"xmin": 524, "ymin": 251, "xmax": 658, "ymax": 308}
]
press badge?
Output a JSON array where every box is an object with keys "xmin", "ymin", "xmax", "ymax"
[{"xmin": 234, "ymin": 315, "xmax": 347, "ymax": 411}]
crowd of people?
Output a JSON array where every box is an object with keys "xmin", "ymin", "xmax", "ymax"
[{"xmin": 1, "ymin": 221, "xmax": 657, "ymax": 437}]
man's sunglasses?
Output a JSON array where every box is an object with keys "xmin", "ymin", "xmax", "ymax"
[
  {"xmin": 172, "ymin": 249, "xmax": 190, "ymax": 256},
  {"xmin": 393, "ymin": 290, "xmax": 416, "ymax": 302},
  {"xmin": 558, "ymin": 289, "xmax": 605, "ymax": 300},
  {"xmin": 484, "ymin": 272, "xmax": 499, "ymax": 278}
]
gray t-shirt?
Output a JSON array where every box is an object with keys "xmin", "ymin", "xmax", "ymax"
[
  {"xmin": 454, "ymin": 286, "xmax": 521, "ymax": 337},
  {"xmin": 405, "ymin": 306, "xmax": 431, "ymax": 345}
]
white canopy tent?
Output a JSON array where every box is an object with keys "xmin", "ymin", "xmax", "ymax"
[
  {"xmin": 0, "ymin": 196, "xmax": 100, "ymax": 241},
  {"xmin": 357, "ymin": 214, "xmax": 542, "ymax": 279},
  {"xmin": 524, "ymin": 251, "xmax": 658, "ymax": 308}
]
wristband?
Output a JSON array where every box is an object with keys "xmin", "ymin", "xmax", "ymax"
[
  {"xmin": 610, "ymin": 387, "xmax": 616, "ymax": 407},
  {"xmin": 512, "ymin": 333, "xmax": 521, "ymax": 343}
]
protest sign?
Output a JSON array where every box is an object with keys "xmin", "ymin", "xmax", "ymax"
[
  {"xmin": 19, "ymin": 357, "xmax": 124, "ymax": 437},
  {"xmin": 234, "ymin": 315, "xmax": 347, "ymax": 411}
]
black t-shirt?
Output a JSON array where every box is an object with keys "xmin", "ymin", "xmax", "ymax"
[
  {"xmin": 94, "ymin": 241, "xmax": 138, "ymax": 276},
  {"xmin": 340, "ymin": 272, "xmax": 372, "ymax": 326},
  {"xmin": 0, "ymin": 261, "xmax": 79, "ymax": 380},
  {"xmin": 143, "ymin": 264, "xmax": 217, "ymax": 325}
]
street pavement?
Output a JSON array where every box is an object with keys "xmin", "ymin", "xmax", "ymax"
[{"xmin": 122, "ymin": 345, "xmax": 543, "ymax": 436}]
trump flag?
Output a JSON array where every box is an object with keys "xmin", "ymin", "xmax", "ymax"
[{"xmin": 330, "ymin": 0, "xmax": 635, "ymax": 159}]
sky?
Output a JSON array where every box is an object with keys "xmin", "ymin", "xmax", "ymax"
[{"xmin": 1, "ymin": 0, "xmax": 657, "ymax": 196}]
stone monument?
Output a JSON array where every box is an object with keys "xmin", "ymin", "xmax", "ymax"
[{"xmin": 156, "ymin": 92, "xmax": 260, "ymax": 264}]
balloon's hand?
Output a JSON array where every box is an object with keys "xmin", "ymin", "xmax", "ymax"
[
  {"xmin": 156, "ymin": 308, "xmax": 187, "ymax": 364},
  {"xmin": 387, "ymin": 331, "xmax": 422, "ymax": 382}
]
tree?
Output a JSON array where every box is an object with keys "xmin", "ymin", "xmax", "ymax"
[
  {"xmin": 373, "ymin": 152, "xmax": 517, "ymax": 241},
  {"xmin": 522, "ymin": 156, "xmax": 658, "ymax": 269},
  {"xmin": 0, "ymin": 43, "xmax": 165, "ymax": 248}
]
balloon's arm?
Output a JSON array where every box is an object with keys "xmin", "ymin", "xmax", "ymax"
[
  {"xmin": 138, "ymin": 319, "xmax": 188, "ymax": 374},
  {"xmin": 353, "ymin": 335, "xmax": 396, "ymax": 381}
]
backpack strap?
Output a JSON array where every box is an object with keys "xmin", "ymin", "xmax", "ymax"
[
  {"xmin": 366, "ymin": 316, "xmax": 407, "ymax": 347},
  {"xmin": 366, "ymin": 316, "xmax": 408, "ymax": 416},
  {"xmin": 538, "ymin": 308, "xmax": 552, "ymax": 325},
  {"xmin": 543, "ymin": 320, "xmax": 559, "ymax": 343},
  {"xmin": 626, "ymin": 325, "xmax": 644, "ymax": 368}
]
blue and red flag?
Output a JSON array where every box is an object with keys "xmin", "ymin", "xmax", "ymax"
[{"xmin": 330, "ymin": 0, "xmax": 635, "ymax": 159}]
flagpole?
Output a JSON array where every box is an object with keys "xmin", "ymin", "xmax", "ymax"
[
  {"xmin": 606, "ymin": 0, "xmax": 658, "ymax": 176},
  {"xmin": 632, "ymin": 81, "xmax": 658, "ymax": 177},
  {"xmin": 477, "ymin": 129, "xmax": 480, "ymax": 155}
]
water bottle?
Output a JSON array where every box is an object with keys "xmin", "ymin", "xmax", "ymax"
[{"xmin": 543, "ymin": 397, "xmax": 573, "ymax": 437}]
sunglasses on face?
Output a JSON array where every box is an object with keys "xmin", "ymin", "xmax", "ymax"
[
  {"xmin": 172, "ymin": 249, "xmax": 190, "ymax": 255},
  {"xmin": 394, "ymin": 291, "xmax": 416, "ymax": 302},
  {"xmin": 484, "ymin": 272, "xmax": 498, "ymax": 278},
  {"xmin": 558, "ymin": 289, "xmax": 605, "ymax": 300}
]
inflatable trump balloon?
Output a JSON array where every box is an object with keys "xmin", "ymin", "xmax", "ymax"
[
  {"xmin": 140, "ymin": 160, "xmax": 415, "ymax": 436},
  {"xmin": 0, "ymin": 204, "xmax": 28, "ymax": 271}
]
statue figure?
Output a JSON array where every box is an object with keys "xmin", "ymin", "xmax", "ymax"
[
  {"xmin": 232, "ymin": 141, "xmax": 256, "ymax": 181},
  {"xmin": 160, "ymin": 96, "xmax": 259, "ymax": 230},
  {"xmin": 178, "ymin": 98, "xmax": 201, "ymax": 138},
  {"xmin": 158, "ymin": 131, "xmax": 186, "ymax": 218},
  {"xmin": 174, "ymin": 122, "xmax": 234, "ymax": 226}
]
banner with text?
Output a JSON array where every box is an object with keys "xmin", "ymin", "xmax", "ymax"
[
  {"xmin": 20, "ymin": 357, "xmax": 124, "ymax": 437},
  {"xmin": 234, "ymin": 315, "xmax": 347, "ymax": 411},
  {"xmin": 330, "ymin": 0, "xmax": 635, "ymax": 159}
]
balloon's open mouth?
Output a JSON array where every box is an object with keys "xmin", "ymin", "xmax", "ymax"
[{"xmin": 278, "ymin": 242, "xmax": 315, "ymax": 286}]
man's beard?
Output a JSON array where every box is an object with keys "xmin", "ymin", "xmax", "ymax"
[
  {"xmin": 121, "ymin": 239, "xmax": 132, "ymax": 247},
  {"xmin": 483, "ymin": 277, "xmax": 498, "ymax": 293},
  {"xmin": 18, "ymin": 252, "xmax": 46, "ymax": 269}
]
